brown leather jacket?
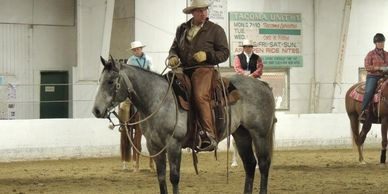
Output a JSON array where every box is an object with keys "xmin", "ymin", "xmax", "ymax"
[{"xmin": 168, "ymin": 18, "xmax": 229, "ymax": 67}]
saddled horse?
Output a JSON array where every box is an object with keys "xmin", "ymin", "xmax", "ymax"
[
  {"xmin": 93, "ymin": 57, "xmax": 276, "ymax": 194},
  {"xmin": 345, "ymin": 78, "xmax": 388, "ymax": 165},
  {"xmin": 118, "ymin": 99, "xmax": 154, "ymax": 172}
]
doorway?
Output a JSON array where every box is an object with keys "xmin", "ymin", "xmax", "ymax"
[{"xmin": 40, "ymin": 71, "xmax": 69, "ymax": 118}]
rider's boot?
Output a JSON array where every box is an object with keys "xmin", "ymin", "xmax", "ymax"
[
  {"xmin": 196, "ymin": 103, "xmax": 218, "ymax": 151},
  {"xmin": 358, "ymin": 110, "xmax": 367, "ymax": 121}
]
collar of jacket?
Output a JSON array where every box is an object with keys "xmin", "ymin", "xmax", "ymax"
[{"xmin": 184, "ymin": 17, "xmax": 210, "ymax": 31}]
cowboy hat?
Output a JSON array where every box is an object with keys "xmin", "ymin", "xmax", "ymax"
[
  {"xmin": 242, "ymin": 39, "xmax": 254, "ymax": 47},
  {"xmin": 130, "ymin": 41, "xmax": 146, "ymax": 49},
  {"xmin": 183, "ymin": 0, "xmax": 210, "ymax": 14}
]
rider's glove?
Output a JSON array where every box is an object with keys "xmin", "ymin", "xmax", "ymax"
[
  {"xmin": 167, "ymin": 56, "xmax": 180, "ymax": 69},
  {"xmin": 193, "ymin": 51, "xmax": 207, "ymax": 63},
  {"xmin": 380, "ymin": 66, "xmax": 388, "ymax": 72}
]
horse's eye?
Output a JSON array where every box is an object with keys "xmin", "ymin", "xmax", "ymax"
[{"xmin": 107, "ymin": 80, "xmax": 114, "ymax": 85}]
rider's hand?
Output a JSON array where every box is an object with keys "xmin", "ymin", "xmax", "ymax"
[
  {"xmin": 193, "ymin": 51, "xmax": 207, "ymax": 63},
  {"xmin": 379, "ymin": 66, "xmax": 388, "ymax": 72},
  {"xmin": 168, "ymin": 56, "xmax": 180, "ymax": 69}
]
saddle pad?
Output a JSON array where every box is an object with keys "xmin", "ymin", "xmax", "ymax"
[{"xmin": 349, "ymin": 82, "xmax": 380, "ymax": 103}]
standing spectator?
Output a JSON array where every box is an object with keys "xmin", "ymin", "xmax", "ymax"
[
  {"xmin": 127, "ymin": 40, "xmax": 152, "ymax": 71},
  {"xmin": 234, "ymin": 39, "xmax": 264, "ymax": 78}
]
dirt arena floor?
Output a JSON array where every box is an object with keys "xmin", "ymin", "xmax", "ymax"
[{"xmin": 0, "ymin": 148, "xmax": 387, "ymax": 194}]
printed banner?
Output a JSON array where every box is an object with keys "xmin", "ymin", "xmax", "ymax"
[{"xmin": 229, "ymin": 12, "xmax": 303, "ymax": 67}]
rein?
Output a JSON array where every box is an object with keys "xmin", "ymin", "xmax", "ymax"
[{"xmin": 110, "ymin": 69, "xmax": 175, "ymax": 126}]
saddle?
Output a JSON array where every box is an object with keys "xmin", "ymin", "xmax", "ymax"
[
  {"xmin": 164, "ymin": 70, "xmax": 240, "ymax": 151},
  {"xmin": 349, "ymin": 78, "xmax": 388, "ymax": 123},
  {"xmin": 349, "ymin": 81, "xmax": 386, "ymax": 103}
]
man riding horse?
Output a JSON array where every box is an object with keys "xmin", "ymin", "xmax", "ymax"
[
  {"xmin": 359, "ymin": 33, "xmax": 388, "ymax": 121},
  {"xmin": 167, "ymin": 0, "xmax": 229, "ymax": 151}
]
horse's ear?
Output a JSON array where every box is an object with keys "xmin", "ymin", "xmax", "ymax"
[
  {"xmin": 109, "ymin": 55, "xmax": 121, "ymax": 71},
  {"xmin": 100, "ymin": 56, "xmax": 108, "ymax": 67}
]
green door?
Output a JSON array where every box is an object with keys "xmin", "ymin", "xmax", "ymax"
[{"xmin": 40, "ymin": 71, "xmax": 69, "ymax": 118}]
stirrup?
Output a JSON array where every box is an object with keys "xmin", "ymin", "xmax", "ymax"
[{"xmin": 197, "ymin": 136, "xmax": 217, "ymax": 151}]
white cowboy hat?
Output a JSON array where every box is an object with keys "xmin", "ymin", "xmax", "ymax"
[
  {"xmin": 242, "ymin": 39, "xmax": 254, "ymax": 47},
  {"xmin": 130, "ymin": 41, "xmax": 146, "ymax": 49},
  {"xmin": 183, "ymin": 0, "xmax": 210, "ymax": 14}
]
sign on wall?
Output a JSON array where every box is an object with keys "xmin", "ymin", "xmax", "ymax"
[
  {"xmin": 208, "ymin": 0, "xmax": 228, "ymax": 30},
  {"xmin": 209, "ymin": 0, "xmax": 229, "ymax": 67},
  {"xmin": 229, "ymin": 12, "xmax": 303, "ymax": 68},
  {"xmin": 0, "ymin": 77, "xmax": 16, "ymax": 120}
]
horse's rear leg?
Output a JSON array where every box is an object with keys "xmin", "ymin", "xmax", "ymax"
[
  {"xmin": 231, "ymin": 138, "xmax": 258, "ymax": 169},
  {"xmin": 231, "ymin": 139, "xmax": 238, "ymax": 167},
  {"xmin": 149, "ymin": 158, "xmax": 155, "ymax": 172},
  {"xmin": 233, "ymin": 127, "xmax": 256, "ymax": 193},
  {"xmin": 254, "ymin": 134, "xmax": 272, "ymax": 194}
]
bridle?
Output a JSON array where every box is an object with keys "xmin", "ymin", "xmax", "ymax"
[{"xmin": 105, "ymin": 65, "xmax": 179, "ymax": 158}]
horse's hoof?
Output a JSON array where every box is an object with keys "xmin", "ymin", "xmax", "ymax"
[
  {"xmin": 122, "ymin": 162, "xmax": 129, "ymax": 170},
  {"xmin": 359, "ymin": 160, "xmax": 367, "ymax": 165},
  {"xmin": 231, "ymin": 162, "xmax": 238, "ymax": 168},
  {"xmin": 379, "ymin": 163, "xmax": 386, "ymax": 168}
]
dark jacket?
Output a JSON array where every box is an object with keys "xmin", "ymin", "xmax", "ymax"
[
  {"xmin": 168, "ymin": 18, "xmax": 229, "ymax": 67},
  {"xmin": 237, "ymin": 53, "xmax": 260, "ymax": 73}
]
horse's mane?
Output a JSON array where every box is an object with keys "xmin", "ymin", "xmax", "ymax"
[
  {"xmin": 104, "ymin": 59, "xmax": 166, "ymax": 80},
  {"xmin": 124, "ymin": 63, "xmax": 166, "ymax": 79}
]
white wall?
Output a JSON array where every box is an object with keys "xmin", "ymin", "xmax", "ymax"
[
  {"xmin": 0, "ymin": 0, "xmax": 77, "ymax": 119},
  {"xmin": 0, "ymin": 113, "xmax": 382, "ymax": 161},
  {"xmin": 0, "ymin": 118, "xmax": 119, "ymax": 161},
  {"xmin": 73, "ymin": 0, "xmax": 115, "ymax": 118},
  {"xmin": 134, "ymin": 0, "xmax": 186, "ymax": 73}
]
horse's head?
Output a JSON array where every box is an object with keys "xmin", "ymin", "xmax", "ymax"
[{"xmin": 92, "ymin": 56, "xmax": 132, "ymax": 118}]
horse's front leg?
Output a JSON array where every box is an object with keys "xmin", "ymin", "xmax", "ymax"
[
  {"xmin": 120, "ymin": 128, "xmax": 131, "ymax": 170},
  {"xmin": 168, "ymin": 142, "xmax": 182, "ymax": 194},
  {"xmin": 153, "ymin": 151, "xmax": 168, "ymax": 194},
  {"xmin": 380, "ymin": 118, "xmax": 388, "ymax": 165},
  {"xmin": 132, "ymin": 113, "xmax": 142, "ymax": 172}
]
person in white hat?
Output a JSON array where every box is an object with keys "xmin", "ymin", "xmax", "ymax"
[
  {"xmin": 233, "ymin": 39, "xmax": 264, "ymax": 78},
  {"xmin": 166, "ymin": 0, "xmax": 229, "ymax": 151},
  {"xmin": 127, "ymin": 40, "xmax": 152, "ymax": 71}
]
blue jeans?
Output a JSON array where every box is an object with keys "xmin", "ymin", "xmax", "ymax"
[{"xmin": 361, "ymin": 75, "xmax": 382, "ymax": 111}]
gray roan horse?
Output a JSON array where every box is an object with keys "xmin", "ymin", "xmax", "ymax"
[{"xmin": 92, "ymin": 57, "xmax": 276, "ymax": 194}]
